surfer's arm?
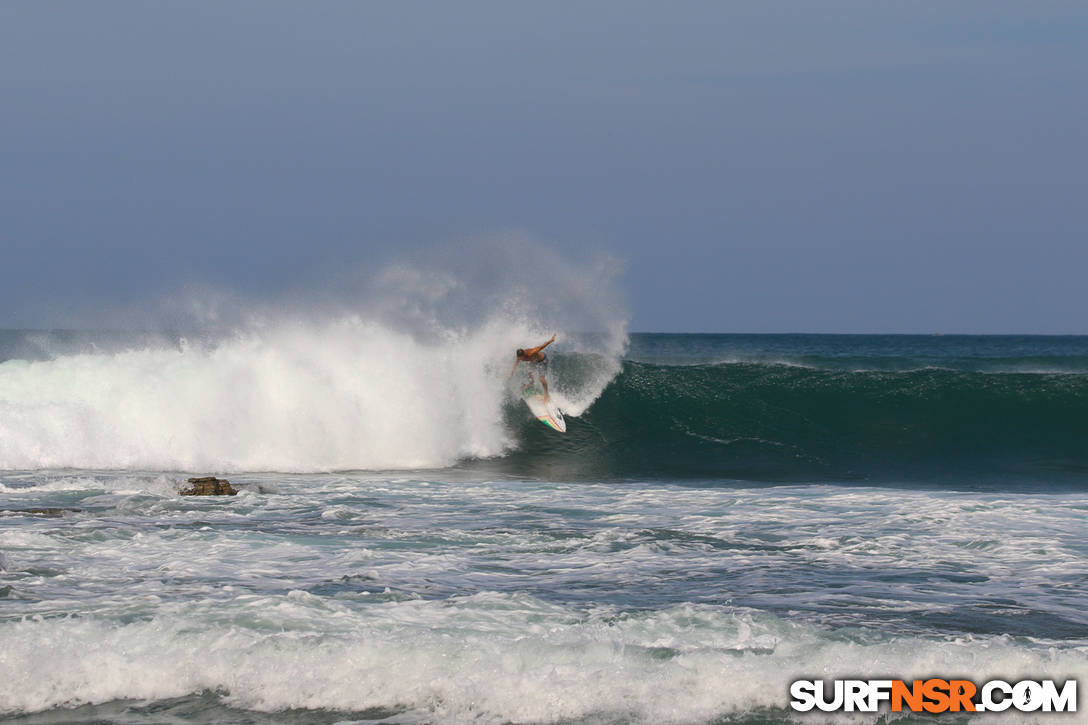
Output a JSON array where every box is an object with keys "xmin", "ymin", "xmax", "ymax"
[
  {"xmin": 524, "ymin": 334, "xmax": 556, "ymax": 357},
  {"xmin": 507, "ymin": 359, "xmax": 520, "ymax": 379}
]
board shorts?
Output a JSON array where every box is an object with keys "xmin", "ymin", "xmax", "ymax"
[{"xmin": 524, "ymin": 355, "xmax": 548, "ymax": 383}]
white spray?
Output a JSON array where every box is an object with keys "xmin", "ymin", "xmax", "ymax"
[{"xmin": 0, "ymin": 237, "xmax": 628, "ymax": 471}]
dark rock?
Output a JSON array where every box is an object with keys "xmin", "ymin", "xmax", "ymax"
[{"xmin": 181, "ymin": 477, "xmax": 238, "ymax": 496}]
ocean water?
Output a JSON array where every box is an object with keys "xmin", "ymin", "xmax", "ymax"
[{"xmin": 1, "ymin": 330, "xmax": 1087, "ymax": 724}]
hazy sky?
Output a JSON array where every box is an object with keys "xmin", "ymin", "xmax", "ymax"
[{"xmin": 2, "ymin": 2, "xmax": 1086, "ymax": 333}]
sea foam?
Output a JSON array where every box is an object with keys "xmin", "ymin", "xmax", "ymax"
[
  {"xmin": 0, "ymin": 243, "xmax": 627, "ymax": 472},
  {"xmin": 0, "ymin": 595, "xmax": 1082, "ymax": 723},
  {"xmin": 0, "ymin": 317, "xmax": 621, "ymax": 472}
]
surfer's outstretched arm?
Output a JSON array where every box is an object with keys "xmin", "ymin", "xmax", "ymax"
[{"xmin": 523, "ymin": 334, "xmax": 556, "ymax": 357}]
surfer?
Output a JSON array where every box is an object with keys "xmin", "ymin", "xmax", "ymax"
[{"xmin": 509, "ymin": 334, "xmax": 556, "ymax": 401}]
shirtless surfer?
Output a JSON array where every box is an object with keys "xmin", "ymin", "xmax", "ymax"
[{"xmin": 509, "ymin": 334, "xmax": 556, "ymax": 401}]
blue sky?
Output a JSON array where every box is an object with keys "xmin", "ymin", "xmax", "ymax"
[{"xmin": 2, "ymin": 2, "xmax": 1086, "ymax": 332}]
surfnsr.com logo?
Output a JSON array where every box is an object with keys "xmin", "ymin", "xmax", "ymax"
[{"xmin": 790, "ymin": 679, "xmax": 1077, "ymax": 714}]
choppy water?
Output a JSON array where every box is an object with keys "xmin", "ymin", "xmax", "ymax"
[{"xmin": 1, "ymin": 332, "xmax": 1087, "ymax": 723}]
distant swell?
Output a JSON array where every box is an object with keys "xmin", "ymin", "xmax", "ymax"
[{"xmin": 493, "ymin": 361, "xmax": 1088, "ymax": 484}]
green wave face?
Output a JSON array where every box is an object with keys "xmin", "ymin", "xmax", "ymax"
[{"xmin": 498, "ymin": 361, "xmax": 1088, "ymax": 486}]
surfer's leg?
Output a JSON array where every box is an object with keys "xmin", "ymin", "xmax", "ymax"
[{"xmin": 540, "ymin": 375, "xmax": 549, "ymax": 401}]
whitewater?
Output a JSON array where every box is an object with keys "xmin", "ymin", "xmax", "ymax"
[
  {"xmin": 0, "ymin": 318, "xmax": 621, "ymax": 471},
  {"xmin": 0, "ymin": 244, "xmax": 628, "ymax": 473},
  {"xmin": 2, "ymin": 305, "xmax": 1088, "ymax": 722}
]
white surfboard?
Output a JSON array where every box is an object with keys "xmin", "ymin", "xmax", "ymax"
[{"xmin": 522, "ymin": 386, "xmax": 566, "ymax": 433}]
